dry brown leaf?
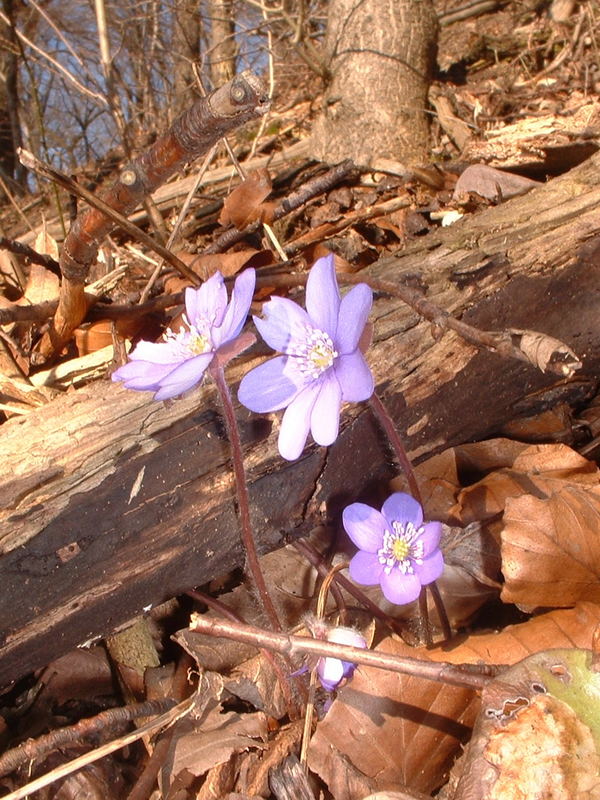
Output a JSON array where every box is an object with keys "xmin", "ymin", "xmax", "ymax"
[
  {"xmin": 162, "ymin": 274, "xmax": 190, "ymax": 296},
  {"xmin": 443, "ymin": 522, "xmax": 502, "ymax": 589},
  {"xmin": 308, "ymin": 636, "xmax": 480, "ymax": 797},
  {"xmin": 244, "ymin": 721, "xmax": 304, "ymax": 797},
  {"xmin": 164, "ymin": 708, "xmax": 267, "ymax": 780},
  {"xmin": 308, "ymin": 200, "xmax": 344, "ymax": 228},
  {"xmin": 160, "ymin": 673, "xmax": 268, "ymax": 797},
  {"xmin": 302, "ymin": 244, "xmax": 357, "ymax": 275},
  {"xmin": 311, "ymin": 748, "xmax": 378, "ymax": 800},
  {"xmin": 0, "ymin": 249, "xmax": 25, "ymax": 293},
  {"xmin": 484, "ymin": 694, "xmax": 599, "ymax": 799},
  {"xmin": 219, "ymin": 169, "xmax": 274, "ymax": 228},
  {"xmin": 23, "ymin": 263, "xmax": 60, "ymax": 306},
  {"xmin": 453, "ymin": 165, "xmax": 540, "ymax": 202},
  {"xmin": 499, "ymin": 404, "xmax": 575, "ymax": 444},
  {"xmin": 186, "ymin": 249, "xmax": 273, "ymax": 280},
  {"xmin": 45, "ymin": 759, "xmax": 122, "ymax": 800},
  {"xmin": 507, "ymin": 328, "xmax": 582, "ymax": 378},
  {"xmin": 397, "ymin": 442, "xmax": 599, "ymax": 623},
  {"xmin": 444, "ymin": 649, "xmax": 600, "ymax": 800},
  {"xmin": 363, "ymin": 794, "xmax": 430, "ymax": 800},
  {"xmin": 175, "ymin": 624, "xmax": 255, "ymax": 675},
  {"xmin": 330, "ymin": 602, "xmax": 600, "ymax": 800},
  {"xmin": 226, "ymin": 651, "xmax": 289, "ymax": 720},
  {"xmin": 434, "ymin": 522, "xmax": 502, "ymax": 627},
  {"xmin": 374, "ymin": 208, "xmax": 429, "ymax": 241},
  {"xmin": 500, "ymin": 485, "xmax": 600, "ymax": 607},
  {"xmin": 429, "ymin": 602, "xmax": 600, "ymax": 665},
  {"xmin": 75, "ymin": 317, "xmax": 142, "ymax": 355},
  {"xmin": 452, "ymin": 441, "xmax": 599, "ymax": 526},
  {"xmin": 35, "ymin": 647, "xmax": 114, "ymax": 706},
  {"xmin": 410, "ymin": 436, "xmax": 592, "ymax": 525},
  {"xmin": 397, "ymin": 439, "xmax": 533, "ymax": 526},
  {"xmin": 34, "ymin": 228, "xmax": 60, "ymax": 262},
  {"xmin": 394, "ymin": 447, "xmax": 462, "ymax": 522},
  {"xmin": 75, "ymin": 321, "xmax": 113, "ymax": 355},
  {"xmin": 196, "ymin": 757, "xmax": 238, "ymax": 800},
  {"xmin": 452, "ymin": 439, "xmax": 533, "ymax": 478}
]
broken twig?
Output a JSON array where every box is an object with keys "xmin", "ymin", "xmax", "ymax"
[
  {"xmin": 24, "ymin": 70, "xmax": 269, "ymax": 362},
  {"xmin": 188, "ymin": 615, "xmax": 499, "ymax": 690}
]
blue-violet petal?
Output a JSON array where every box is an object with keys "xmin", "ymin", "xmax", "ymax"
[{"xmin": 305, "ymin": 254, "xmax": 340, "ymax": 338}]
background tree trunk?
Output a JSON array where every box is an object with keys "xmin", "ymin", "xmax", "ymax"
[
  {"xmin": 208, "ymin": 0, "xmax": 236, "ymax": 88},
  {"xmin": 1, "ymin": 151, "xmax": 600, "ymax": 689},
  {"xmin": 0, "ymin": 0, "xmax": 26, "ymax": 193},
  {"xmin": 312, "ymin": 0, "xmax": 438, "ymax": 166},
  {"xmin": 172, "ymin": 0, "xmax": 202, "ymax": 119}
]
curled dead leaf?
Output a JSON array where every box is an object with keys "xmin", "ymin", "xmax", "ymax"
[
  {"xmin": 34, "ymin": 229, "xmax": 60, "ymax": 262},
  {"xmin": 23, "ymin": 263, "xmax": 60, "ymax": 306},
  {"xmin": 159, "ymin": 672, "xmax": 268, "ymax": 796},
  {"xmin": 446, "ymin": 649, "xmax": 600, "ymax": 800},
  {"xmin": 453, "ymin": 165, "xmax": 540, "ymax": 203},
  {"xmin": 508, "ymin": 328, "xmax": 582, "ymax": 378},
  {"xmin": 173, "ymin": 248, "xmax": 273, "ymax": 282},
  {"xmin": 189, "ymin": 249, "xmax": 273, "ymax": 280},
  {"xmin": 451, "ymin": 440, "xmax": 599, "ymax": 527},
  {"xmin": 219, "ymin": 168, "xmax": 274, "ymax": 228},
  {"xmin": 428, "ymin": 602, "xmax": 600, "ymax": 667}
]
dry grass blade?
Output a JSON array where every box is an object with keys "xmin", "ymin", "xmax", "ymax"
[{"xmin": 1, "ymin": 697, "xmax": 194, "ymax": 800}]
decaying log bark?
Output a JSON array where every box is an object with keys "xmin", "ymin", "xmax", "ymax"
[{"xmin": 2, "ymin": 152, "xmax": 600, "ymax": 689}]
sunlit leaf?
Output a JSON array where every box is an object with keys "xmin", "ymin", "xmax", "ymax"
[
  {"xmin": 501, "ymin": 486, "xmax": 600, "ymax": 607},
  {"xmin": 446, "ymin": 649, "xmax": 600, "ymax": 799},
  {"xmin": 308, "ymin": 636, "xmax": 480, "ymax": 797}
]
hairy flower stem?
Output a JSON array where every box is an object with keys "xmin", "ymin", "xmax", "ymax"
[
  {"xmin": 369, "ymin": 391, "xmax": 422, "ymax": 504},
  {"xmin": 428, "ymin": 580, "xmax": 452, "ymax": 642},
  {"xmin": 418, "ymin": 587, "xmax": 433, "ymax": 647},
  {"xmin": 369, "ymin": 390, "xmax": 451, "ymax": 642},
  {"xmin": 293, "ymin": 539, "xmax": 407, "ymax": 636},
  {"xmin": 210, "ymin": 363, "xmax": 282, "ymax": 633}
]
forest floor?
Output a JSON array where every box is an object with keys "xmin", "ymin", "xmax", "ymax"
[{"xmin": 1, "ymin": 1, "xmax": 600, "ymax": 799}]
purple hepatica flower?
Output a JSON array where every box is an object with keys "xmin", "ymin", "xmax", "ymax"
[
  {"xmin": 318, "ymin": 626, "xmax": 367, "ymax": 692},
  {"xmin": 112, "ymin": 269, "xmax": 255, "ymax": 401},
  {"xmin": 343, "ymin": 492, "xmax": 444, "ymax": 605},
  {"xmin": 238, "ymin": 254, "xmax": 374, "ymax": 460}
]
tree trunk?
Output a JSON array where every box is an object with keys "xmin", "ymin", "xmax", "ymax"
[
  {"xmin": 2, "ymin": 152, "xmax": 600, "ymax": 689},
  {"xmin": 208, "ymin": 0, "xmax": 236, "ymax": 88},
  {"xmin": 172, "ymin": 0, "xmax": 202, "ymax": 118},
  {"xmin": 0, "ymin": 0, "xmax": 26, "ymax": 192},
  {"xmin": 312, "ymin": 0, "xmax": 438, "ymax": 167}
]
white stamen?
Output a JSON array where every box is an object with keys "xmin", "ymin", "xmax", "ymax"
[
  {"xmin": 377, "ymin": 520, "xmax": 425, "ymax": 575},
  {"xmin": 290, "ymin": 325, "xmax": 338, "ymax": 378},
  {"xmin": 164, "ymin": 317, "xmax": 212, "ymax": 357}
]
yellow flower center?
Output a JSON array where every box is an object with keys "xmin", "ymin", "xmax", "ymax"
[
  {"xmin": 189, "ymin": 331, "xmax": 210, "ymax": 354},
  {"xmin": 377, "ymin": 521, "xmax": 425, "ymax": 575},
  {"xmin": 392, "ymin": 538, "xmax": 410, "ymax": 561},
  {"xmin": 309, "ymin": 340, "xmax": 336, "ymax": 371},
  {"xmin": 291, "ymin": 326, "xmax": 338, "ymax": 378},
  {"xmin": 164, "ymin": 317, "xmax": 213, "ymax": 358}
]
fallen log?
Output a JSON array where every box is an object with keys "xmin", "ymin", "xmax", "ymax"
[{"xmin": 1, "ymin": 151, "xmax": 600, "ymax": 689}]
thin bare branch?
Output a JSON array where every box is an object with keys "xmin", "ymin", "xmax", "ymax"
[
  {"xmin": 188, "ymin": 614, "xmax": 499, "ymax": 690},
  {"xmin": 0, "ymin": 10, "xmax": 108, "ymax": 107},
  {"xmin": 1, "ymin": 698, "xmax": 194, "ymax": 800},
  {"xmin": 18, "ymin": 149, "xmax": 200, "ymax": 284}
]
